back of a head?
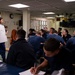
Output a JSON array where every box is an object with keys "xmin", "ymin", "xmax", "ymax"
[
  {"xmin": 59, "ymin": 28, "xmax": 62, "ymax": 31},
  {"xmin": 41, "ymin": 29, "xmax": 46, "ymax": 33},
  {"xmin": 44, "ymin": 38, "xmax": 60, "ymax": 52},
  {"xmin": 54, "ymin": 30, "xmax": 57, "ymax": 34},
  {"xmin": 11, "ymin": 29, "xmax": 17, "ymax": 36},
  {"xmin": 36, "ymin": 31, "xmax": 41, "ymax": 36},
  {"xmin": 29, "ymin": 28, "xmax": 35, "ymax": 33},
  {"xmin": 29, "ymin": 28, "xmax": 32, "ymax": 31},
  {"xmin": 11, "ymin": 29, "xmax": 17, "ymax": 40},
  {"xmin": 17, "ymin": 29, "xmax": 26, "ymax": 39}
]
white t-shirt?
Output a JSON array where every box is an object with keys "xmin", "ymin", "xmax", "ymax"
[{"xmin": 0, "ymin": 24, "xmax": 7, "ymax": 43}]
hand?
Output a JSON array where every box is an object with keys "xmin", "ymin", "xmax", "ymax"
[{"xmin": 30, "ymin": 67, "xmax": 39, "ymax": 74}]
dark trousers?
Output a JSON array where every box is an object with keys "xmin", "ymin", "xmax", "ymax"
[{"xmin": 0, "ymin": 43, "xmax": 5, "ymax": 62}]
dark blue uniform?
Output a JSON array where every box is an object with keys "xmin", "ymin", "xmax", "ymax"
[
  {"xmin": 66, "ymin": 36, "xmax": 75, "ymax": 63},
  {"xmin": 47, "ymin": 34, "xmax": 65, "ymax": 44},
  {"xmin": 0, "ymin": 43, "xmax": 5, "ymax": 62},
  {"xmin": 44, "ymin": 47, "xmax": 73, "ymax": 74},
  {"xmin": 28, "ymin": 35, "xmax": 45, "ymax": 53}
]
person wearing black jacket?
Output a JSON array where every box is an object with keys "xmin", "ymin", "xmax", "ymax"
[{"xmin": 7, "ymin": 29, "xmax": 36, "ymax": 70}]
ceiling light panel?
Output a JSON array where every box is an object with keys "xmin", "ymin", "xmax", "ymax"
[
  {"xmin": 43, "ymin": 12, "xmax": 55, "ymax": 14},
  {"xmin": 64, "ymin": 0, "xmax": 75, "ymax": 2},
  {"xmin": 9, "ymin": 3, "xmax": 29, "ymax": 8}
]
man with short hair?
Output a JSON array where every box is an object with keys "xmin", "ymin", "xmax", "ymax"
[
  {"xmin": 30, "ymin": 38, "xmax": 73, "ymax": 75},
  {"xmin": 7, "ymin": 29, "xmax": 36, "ymax": 70}
]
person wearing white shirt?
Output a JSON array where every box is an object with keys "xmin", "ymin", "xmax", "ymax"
[{"xmin": 0, "ymin": 17, "xmax": 7, "ymax": 62}]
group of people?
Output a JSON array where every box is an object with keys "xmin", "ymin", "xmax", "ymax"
[
  {"xmin": 27, "ymin": 27, "xmax": 75, "ymax": 75},
  {"xmin": 7, "ymin": 27, "xmax": 75, "ymax": 75},
  {"xmin": 0, "ymin": 17, "xmax": 75, "ymax": 75}
]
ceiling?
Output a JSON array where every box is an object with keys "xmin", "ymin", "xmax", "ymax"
[{"xmin": 0, "ymin": 0, "xmax": 75, "ymax": 17}]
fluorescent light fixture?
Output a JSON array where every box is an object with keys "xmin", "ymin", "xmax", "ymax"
[
  {"xmin": 43, "ymin": 12, "xmax": 55, "ymax": 14},
  {"xmin": 9, "ymin": 3, "xmax": 29, "ymax": 8},
  {"xmin": 64, "ymin": 0, "xmax": 75, "ymax": 2},
  {"xmin": 47, "ymin": 17, "xmax": 55, "ymax": 19},
  {"xmin": 56, "ymin": 15, "xmax": 64, "ymax": 17}
]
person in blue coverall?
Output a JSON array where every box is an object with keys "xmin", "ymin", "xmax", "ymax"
[
  {"xmin": 47, "ymin": 30, "xmax": 65, "ymax": 45},
  {"xmin": 66, "ymin": 31, "xmax": 75, "ymax": 63},
  {"xmin": 28, "ymin": 31, "xmax": 45, "ymax": 58}
]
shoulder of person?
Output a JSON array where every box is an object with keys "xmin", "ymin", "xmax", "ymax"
[
  {"xmin": 61, "ymin": 46, "xmax": 69, "ymax": 51},
  {"xmin": 60, "ymin": 46, "xmax": 72, "ymax": 56},
  {"xmin": 0, "ymin": 24, "xmax": 5, "ymax": 28}
]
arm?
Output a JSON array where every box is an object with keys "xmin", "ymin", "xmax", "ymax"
[
  {"xmin": 37, "ymin": 58, "xmax": 48, "ymax": 69},
  {"xmin": 30, "ymin": 58, "xmax": 48, "ymax": 74},
  {"xmin": 6, "ymin": 46, "xmax": 16, "ymax": 65}
]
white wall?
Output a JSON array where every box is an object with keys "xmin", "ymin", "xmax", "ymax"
[
  {"xmin": 1, "ymin": 11, "xmax": 21, "ymax": 48},
  {"xmin": 1, "ymin": 12, "xmax": 21, "ymax": 37}
]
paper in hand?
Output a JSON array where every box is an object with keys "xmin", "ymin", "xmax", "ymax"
[{"xmin": 19, "ymin": 69, "xmax": 45, "ymax": 75}]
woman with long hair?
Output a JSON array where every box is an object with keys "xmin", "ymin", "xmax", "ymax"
[{"xmin": 10, "ymin": 29, "xmax": 17, "ymax": 45}]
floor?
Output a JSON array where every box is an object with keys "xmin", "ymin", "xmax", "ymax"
[{"xmin": 0, "ymin": 51, "xmax": 8, "ymax": 61}]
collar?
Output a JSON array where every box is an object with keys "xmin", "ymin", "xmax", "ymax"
[{"xmin": 15, "ymin": 38, "xmax": 26, "ymax": 43}]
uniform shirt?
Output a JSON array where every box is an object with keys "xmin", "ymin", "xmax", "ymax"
[
  {"xmin": 42, "ymin": 33, "xmax": 47, "ymax": 40},
  {"xmin": 28, "ymin": 35, "xmax": 45, "ymax": 53},
  {"xmin": 66, "ymin": 37, "xmax": 75, "ymax": 63},
  {"xmin": 62, "ymin": 34, "xmax": 71, "ymax": 43},
  {"xmin": 58, "ymin": 32, "xmax": 62, "ymax": 36},
  {"xmin": 47, "ymin": 34, "xmax": 65, "ymax": 44},
  {"xmin": 0, "ymin": 24, "xmax": 7, "ymax": 43},
  {"xmin": 44, "ymin": 47, "xmax": 73, "ymax": 74},
  {"xmin": 66, "ymin": 36, "xmax": 75, "ymax": 50}
]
